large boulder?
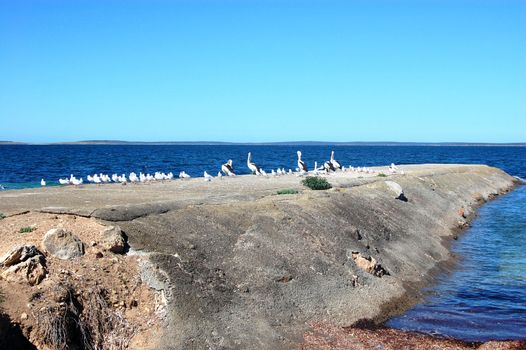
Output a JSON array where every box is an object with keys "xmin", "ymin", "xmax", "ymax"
[
  {"xmin": 43, "ymin": 228, "xmax": 84, "ymax": 260},
  {"xmin": 100, "ymin": 226, "xmax": 126, "ymax": 254}
]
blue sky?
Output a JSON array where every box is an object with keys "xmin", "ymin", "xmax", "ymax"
[{"xmin": 1, "ymin": 0, "xmax": 525, "ymax": 143}]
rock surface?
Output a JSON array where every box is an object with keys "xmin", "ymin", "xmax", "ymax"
[
  {"xmin": 1, "ymin": 254, "xmax": 46, "ymax": 286},
  {"xmin": 100, "ymin": 225, "xmax": 126, "ymax": 253},
  {"xmin": 0, "ymin": 245, "xmax": 41, "ymax": 267},
  {"xmin": 0, "ymin": 164, "xmax": 520, "ymax": 349},
  {"xmin": 42, "ymin": 228, "xmax": 84, "ymax": 260}
]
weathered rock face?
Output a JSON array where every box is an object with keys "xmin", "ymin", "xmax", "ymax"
[
  {"xmin": 42, "ymin": 228, "xmax": 84, "ymax": 260},
  {"xmin": 0, "ymin": 245, "xmax": 40, "ymax": 267},
  {"xmin": 0, "ymin": 246, "xmax": 47, "ymax": 286},
  {"xmin": 0, "ymin": 165, "xmax": 519, "ymax": 349},
  {"xmin": 113, "ymin": 165, "xmax": 518, "ymax": 350},
  {"xmin": 100, "ymin": 225, "xmax": 126, "ymax": 254}
]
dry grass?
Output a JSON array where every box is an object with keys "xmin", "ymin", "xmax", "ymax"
[{"xmin": 34, "ymin": 283, "xmax": 133, "ymax": 350}]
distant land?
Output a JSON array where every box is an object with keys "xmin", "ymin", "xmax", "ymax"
[{"xmin": 1, "ymin": 140, "xmax": 525, "ymax": 146}]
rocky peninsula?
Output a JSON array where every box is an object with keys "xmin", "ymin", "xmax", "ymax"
[{"xmin": 0, "ymin": 164, "xmax": 522, "ymax": 349}]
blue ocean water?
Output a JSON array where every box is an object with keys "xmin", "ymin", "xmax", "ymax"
[
  {"xmin": 0, "ymin": 145, "xmax": 525, "ymax": 189},
  {"xmin": 0, "ymin": 144, "xmax": 525, "ymax": 341},
  {"xmin": 387, "ymin": 184, "xmax": 526, "ymax": 341}
]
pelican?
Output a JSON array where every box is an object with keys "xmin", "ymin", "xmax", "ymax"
[
  {"xmin": 297, "ymin": 151, "xmax": 308, "ymax": 173},
  {"xmin": 247, "ymin": 152, "xmax": 262, "ymax": 175},
  {"xmin": 40, "ymin": 179, "xmax": 46, "ymax": 187},
  {"xmin": 204, "ymin": 171, "xmax": 213, "ymax": 181},
  {"xmin": 221, "ymin": 159, "xmax": 235, "ymax": 176},
  {"xmin": 324, "ymin": 160, "xmax": 335, "ymax": 172},
  {"xmin": 329, "ymin": 151, "xmax": 341, "ymax": 170}
]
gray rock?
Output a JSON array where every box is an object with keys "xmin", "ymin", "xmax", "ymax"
[
  {"xmin": 1, "ymin": 254, "xmax": 47, "ymax": 285},
  {"xmin": 42, "ymin": 228, "xmax": 84, "ymax": 259},
  {"xmin": 101, "ymin": 225, "xmax": 126, "ymax": 254},
  {"xmin": 0, "ymin": 245, "xmax": 41, "ymax": 267}
]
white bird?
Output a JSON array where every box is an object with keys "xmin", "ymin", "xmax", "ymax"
[
  {"xmin": 179, "ymin": 171, "xmax": 191, "ymax": 179},
  {"xmin": 40, "ymin": 179, "xmax": 46, "ymax": 187},
  {"xmin": 71, "ymin": 177, "xmax": 83, "ymax": 186},
  {"xmin": 313, "ymin": 161, "xmax": 319, "ymax": 175},
  {"xmin": 247, "ymin": 152, "xmax": 262, "ymax": 175},
  {"xmin": 297, "ymin": 151, "xmax": 308, "ymax": 173},
  {"xmin": 217, "ymin": 171, "xmax": 223, "ymax": 179},
  {"xmin": 330, "ymin": 150, "xmax": 341, "ymax": 170},
  {"xmin": 288, "ymin": 169, "xmax": 293, "ymax": 175},
  {"xmin": 221, "ymin": 159, "xmax": 235, "ymax": 176},
  {"xmin": 59, "ymin": 178, "xmax": 70, "ymax": 185},
  {"xmin": 271, "ymin": 169, "xmax": 277, "ymax": 176},
  {"xmin": 204, "ymin": 171, "xmax": 213, "ymax": 181}
]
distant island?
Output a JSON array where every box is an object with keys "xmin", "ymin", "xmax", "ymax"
[{"xmin": 1, "ymin": 140, "xmax": 525, "ymax": 146}]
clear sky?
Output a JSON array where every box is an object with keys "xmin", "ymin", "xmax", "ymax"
[{"xmin": 1, "ymin": 0, "xmax": 525, "ymax": 143}]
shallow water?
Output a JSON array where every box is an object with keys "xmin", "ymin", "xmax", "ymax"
[
  {"xmin": 387, "ymin": 185, "xmax": 526, "ymax": 341},
  {"xmin": 1, "ymin": 144, "xmax": 526, "ymax": 341}
]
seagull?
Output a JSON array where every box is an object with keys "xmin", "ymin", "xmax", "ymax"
[
  {"xmin": 58, "ymin": 178, "xmax": 69, "ymax": 185},
  {"xmin": 217, "ymin": 171, "xmax": 223, "ymax": 179},
  {"xmin": 329, "ymin": 150, "xmax": 341, "ymax": 170},
  {"xmin": 204, "ymin": 171, "xmax": 213, "ymax": 181},
  {"xmin": 40, "ymin": 179, "xmax": 46, "ymax": 187},
  {"xmin": 221, "ymin": 159, "xmax": 235, "ymax": 176},
  {"xmin": 389, "ymin": 163, "xmax": 397, "ymax": 174},
  {"xmin": 179, "ymin": 171, "xmax": 191, "ymax": 179},
  {"xmin": 297, "ymin": 151, "xmax": 308, "ymax": 173},
  {"xmin": 247, "ymin": 152, "xmax": 262, "ymax": 175},
  {"xmin": 71, "ymin": 177, "xmax": 83, "ymax": 186}
]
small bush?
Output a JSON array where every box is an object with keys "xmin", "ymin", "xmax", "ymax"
[
  {"xmin": 277, "ymin": 189, "xmax": 299, "ymax": 195},
  {"xmin": 302, "ymin": 176, "xmax": 332, "ymax": 190},
  {"xmin": 0, "ymin": 212, "xmax": 5, "ymax": 220},
  {"xmin": 377, "ymin": 173, "xmax": 387, "ymax": 177},
  {"xmin": 19, "ymin": 226, "xmax": 34, "ymax": 233}
]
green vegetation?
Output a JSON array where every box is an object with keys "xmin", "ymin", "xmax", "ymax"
[
  {"xmin": 277, "ymin": 189, "xmax": 299, "ymax": 195},
  {"xmin": 301, "ymin": 176, "xmax": 332, "ymax": 190},
  {"xmin": 19, "ymin": 226, "xmax": 34, "ymax": 233},
  {"xmin": 377, "ymin": 173, "xmax": 388, "ymax": 177},
  {"xmin": 0, "ymin": 212, "xmax": 5, "ymax": 220}
]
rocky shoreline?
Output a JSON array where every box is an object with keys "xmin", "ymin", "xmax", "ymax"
[{"xmin": 0, "ymin": 164, "xmax": 521, "ymax": 349}]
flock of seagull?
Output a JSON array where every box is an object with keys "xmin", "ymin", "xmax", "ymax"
[{"xmin": 41, "ymin": 151, "xmax": 401, "ymax": 187}]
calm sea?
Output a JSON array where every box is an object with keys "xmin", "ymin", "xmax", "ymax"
[{"xmin": 1, "ymin": 144, "xmax": 525, "ymax": 341}]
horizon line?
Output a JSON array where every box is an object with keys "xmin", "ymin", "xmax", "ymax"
[{"xmin": 1, "ymin": 140, "xmax": 526, "ymax": 146}]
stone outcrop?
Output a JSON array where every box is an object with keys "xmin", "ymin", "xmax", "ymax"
[
  {"xmin": 0, "ymin": 164, "xmax": 520, "ymax": 349},
  {"xmin": 42, "ymin": 228, "xmax": 84, "ymax": 260},
  {"xmin": 0, "ymin": 245, "xmax": 41, "ymax": 267},
  {"xmin": 0, "ymin": 245, "xmax": 47, "ymax": 286}
]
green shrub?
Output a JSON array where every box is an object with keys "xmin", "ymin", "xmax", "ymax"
[
  {"xmin": 301, "ymin": 176, "xmax": 332, "ymax": 190},
  {"xmin": 377, "ymin": 173, "xmax": 387, "ymax": 177},
  {"xmin": 0, "ymin": 212, "xmax": 5, "ymax": 220},
  {"xmin": 277, "ymin": 189, "xmax": 299, "ymax": 195},
  {"xmin": 19, "ymin": 226, "xmax": 33, "ymax": 233}
]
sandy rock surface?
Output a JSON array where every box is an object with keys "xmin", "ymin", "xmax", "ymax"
[{"xmin": 0, "ymin": 164, "xmax": 521, "ymax": 349}]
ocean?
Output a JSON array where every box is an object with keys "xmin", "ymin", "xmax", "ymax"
[{"xmin": 1, "ymin": 144, "xmax": 525, "ymax": 341}]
